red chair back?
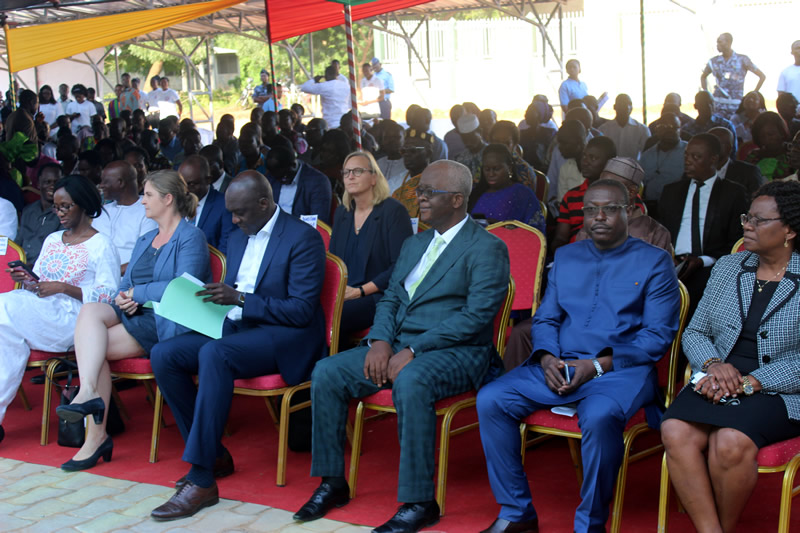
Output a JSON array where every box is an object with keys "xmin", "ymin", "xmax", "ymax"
[
  {"xmin": 317, "ymin": 221, "xmax": 332, "ymax": 251},
  {"xmin": 1, "ymin": 239, "xmax": 26, "ymax": 293},
  {"xmin": 488, "ymin": 221, "xmax": 547, "ymax": 314},
  {"xmin": 323, "ymin": 253, "xmax": 348, "ymax": 355},
  {"xmin": 22, "ymin": 186, "xmax": 41, "ymax": 206},
  {"xmin": 208, "ymin": 245, "xmax": 226, "ymax": 284}
]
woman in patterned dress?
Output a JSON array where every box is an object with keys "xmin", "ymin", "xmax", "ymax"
[{"xmin": 0, "ymin": 175, "xmax": 120, "ymax": 443}]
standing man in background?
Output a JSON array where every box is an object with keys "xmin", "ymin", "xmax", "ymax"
[
  {"xmin": 371, "ymin": 58, "xmax": 394, "ymax": 120},
  {"xmin": 778, "ymin": 40, "xmax": 800, "ymax": 103},
  {"xmin": 701, "ymin": 33, "xmax": 765, "ymax": 120}
]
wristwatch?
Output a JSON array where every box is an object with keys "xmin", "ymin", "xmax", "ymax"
[
  {"xmin": 237, "ymin": 291, "xmax": 246, "ymax": 308},
  {"xmin": 591, "ymin": 358, "xmax": 604, "ymax": 378},
  {"xmin": 742, "ymin": 376, "xmax": 754, "ymax": 396}
]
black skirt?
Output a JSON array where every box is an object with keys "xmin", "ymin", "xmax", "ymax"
[
  {"xmin": 113, "ymin": 305, "xmax": 158, "ymax": 355},
  {"xmin": 663, "ymin": 280, "xmax": 800, "ymax": 448}
]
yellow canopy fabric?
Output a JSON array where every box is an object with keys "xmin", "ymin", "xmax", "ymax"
[{"xmin": 6, "ymin": 0, "xmax": 247, "ymax": 73}]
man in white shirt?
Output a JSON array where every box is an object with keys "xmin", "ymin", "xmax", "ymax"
[
  {"xmin": 300, "ymin": 66, "xmax": 350, "ymax": 128},
  {"xmin": 56, "ymin": 83, "xmax": 73, "ymax": 116},
  {"xmin": 377, "ymin": 121, "xmax": 407, "ymax": 193},
  {"xmin": 145, "ymin": 76, "xmax": 162, "ymax": 113},
  {"xmin": 658, "ymin": 134, "xmax": 747, "ymax": 314},
  {"xmin": 778, "ymin": 40, "xmax": 800, "ymax": 102},
  {"xmin": 598, "ymin": 94, "xmax": 650, "ymax": 159},
  {"xmin": 65, "ymin": 84, "xmax": 97, "ymax": 138},
  {"xmin": 155, "ymin": 77, "xmax": 183, "ymax": 118},
  {"xmin": 358, "ymin": 63, "xmax": 384, "ymax": 119},
  {"xmin": 92, "ymin": 161, "xmax": 157, "ymax": 274},
  {"xmin": 179, "ymin": 155, "xmax": 234, "ymax": 254}
]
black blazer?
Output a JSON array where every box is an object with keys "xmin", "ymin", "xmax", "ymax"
[
  {"xmin": 724, "ymin": 159, "xmax": 765, "ymax": 199},
  {"xmin": 268, "ymin": 162, "xmax": 333, "ymax": 224},
  {"xmin": 329, "ymin": 197, "xmax": 413, "ymax": 291},
  {"xmin": 658, "ymin": 177, "xmax": 748, "ymax": 260}
]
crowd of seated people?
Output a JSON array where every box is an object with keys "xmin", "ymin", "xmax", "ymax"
[{"xmin": 0, "ymin": 57, "xmax": 799, "ymax": 533}]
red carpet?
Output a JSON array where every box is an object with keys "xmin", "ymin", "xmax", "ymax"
[{"xmin": 3, "ymin": 369, "xmax": 798, "ymax": 532}]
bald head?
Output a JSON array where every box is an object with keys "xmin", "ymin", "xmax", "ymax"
[
  {"xmin": 424, "ymin": 160, "xmax": 473, "ymax": 199},
  {"xmin": 418, "ymin": 160, "xmax": 472, "ymax": 231},
  {"xmin": 226, "ymin": 171, "xmax": 276, "ymax": 235},
  {"xmin": 565, "ymin": 107, "xmax": 593, "ymax": 132},
  {"xmin": 179, "ymin": 155, "xmax": 212, "ymax": 200},
  {"xmin": 99, "ymin": 160, "xmax": 138, "ymax": 202}
]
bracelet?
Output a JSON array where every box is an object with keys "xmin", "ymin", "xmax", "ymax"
[
  {"xmin": 359, "ymin": 286, "xmax": 365, "ymax": 298},
  {"xmin": 701, "ymin": 357, "xmax": 722, "ymax": 372}
]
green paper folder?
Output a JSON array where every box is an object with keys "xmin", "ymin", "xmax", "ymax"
[{"xmin": 153, "ymin": 273, "xmax": 234, "ymax": 339}]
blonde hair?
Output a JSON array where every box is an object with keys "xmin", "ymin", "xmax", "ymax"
[
  {"xmin": 144, "ymin": 170, "xmax": 198, "ymax": 219},
  {"xmin": 341, "ymin": 151, "xmax": 390, "ymax": 211}
]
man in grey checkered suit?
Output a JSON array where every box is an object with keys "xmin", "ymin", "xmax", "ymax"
[{"xmin": 293, "ymin": 160, "xmax": 510, "ymax": 533}]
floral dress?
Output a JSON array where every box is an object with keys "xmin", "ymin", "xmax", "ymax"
[{"xmin": 0, "ymin": 231, "xmax": 120, "ymax": 423}]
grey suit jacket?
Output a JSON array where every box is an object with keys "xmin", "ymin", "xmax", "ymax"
[
  {"xmin": 368, "ymin": 216, "xmax": 510, "ymax": 390},
  {"xmin": 683, "ymin": 250, "xmax": 800, "ymax": 420}
]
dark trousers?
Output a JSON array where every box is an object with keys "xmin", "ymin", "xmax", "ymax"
[
  {"xmin": 379, "ymin": 100, "xmax": 392, "ymax": 120},
  {"xmin": 310, "ymin": 345, "xmax": 472, "ymax": 502},
  {"xmin": 339, "ymin": 294, "xmax": 378, "ymax": 337},
  {"xmin": 503, "ymin": 317, "xmax": 534, "ymax": 371},
  {"xmin": 150, "ymin": 321, "xmax": 281, "ymax": 470},
  {"xmin": 477, "ymin": 363, "xmax": 654, "ymax": 533}
]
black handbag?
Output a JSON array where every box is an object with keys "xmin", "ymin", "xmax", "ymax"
[{"xmin": 46, "ymin": 358, "xmax": 125, "ymax": 448}]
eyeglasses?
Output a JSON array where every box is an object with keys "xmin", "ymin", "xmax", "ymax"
[
  {"xmin": 52, "ymin": 202, "xmax": 76, "ymax": 214},
  {"xmin": 581, "ymin": 204, "xmax": 628, "ymax": 217},
  {"xmin": 740, "ymin": 213, "xmax": 782, "ymax": 227},
  {"xmin": 414, "ymin": 187, "xmax": 460, "ymax": 199},
  {"xmin": 341, "ymin": 167, "xmax": 374, "ymax": 178}
]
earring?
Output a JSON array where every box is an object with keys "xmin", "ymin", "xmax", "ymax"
[{"xmin": 785, "ymin": 235, "xmax": 790, "ymax": 248}]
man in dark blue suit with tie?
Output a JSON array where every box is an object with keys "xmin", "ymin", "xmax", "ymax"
[
  {"xmin": 149, "ymin": 170, "xmax": 327, "ymax": 521},
  {"xmin": 179, "ymin": 155, "xmax": 235, "ymax": 254},
  {"xmin": 266, "ymin": 137, "xmax": 333, "ymax": 224}
]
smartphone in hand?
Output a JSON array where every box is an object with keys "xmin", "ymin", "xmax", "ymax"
[{"xmin": 7, "ymin": 260, "xmax": 40, "ymax": 281}]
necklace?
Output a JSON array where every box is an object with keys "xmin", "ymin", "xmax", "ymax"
[
  {"xmin": 756, "ymin": 260, "xmax": 790, "ymax": 292},
  {"xmin": 63, "ymin": 227, "xmax": 93, "ymax": 246}
]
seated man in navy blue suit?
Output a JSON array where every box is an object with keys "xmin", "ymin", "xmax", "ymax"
[
  {"xmin": 149, "ymin": 170, "xmax": 327, "ymax": 521},
  {"xmin": 179, "ymin": 155, "xmax": 235, "ymax": 254},
  {"xmin": 477, "ymin": 179, "xmax": 681, "ymax": 533},
  {"xmin": 266, "ymin": 136, "xmax": 333, "ymax": 224}
]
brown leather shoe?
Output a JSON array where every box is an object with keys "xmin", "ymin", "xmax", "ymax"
[
  {"xmin": 151, "ymin": 481, "xmax": 219, "ymax": 521},
  {"xmin": 175, "ymin": 450, "xmax": 234, "ymax": 489},
  {"xmin": 480, "ymin": 517, "xmax": 539, "ymax": 533}
]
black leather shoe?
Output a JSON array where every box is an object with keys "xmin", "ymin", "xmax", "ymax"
[
  {"xmin": 293, "ymin": 481, "xmax": 350, "ymax": 521},
  {"xmin": 480, "ymin": 517, "xmax": 539, "ymax": 533},
  {"xmin": 175, "ymin": 449, "xmax": 235, "ymax": 490},
  {"xmin": 151, "ymin": 481, "xmax": 219, "ymax": 521},
  {"xmin": 56, "ymin": 397, "xmax": 105, "ymax": 424},
  {"xmin": 61, "ymin": 437, "xmax": 113, "ymax": 472},
  {"xmin": 0, "ymin": 424, "xmax": 4, "ymax": 444},
  {"xmin": 372, "ymin": 501, "xmax": 440, "ymax": 533}
]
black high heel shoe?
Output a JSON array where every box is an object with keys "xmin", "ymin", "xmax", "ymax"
[
  {"xmin": 61, "ymin": 436, "xmax": 113, "ymax": 472},
  {"xmin": 56, "ymin": 397, "xmax": 105, "ymax": 424}
]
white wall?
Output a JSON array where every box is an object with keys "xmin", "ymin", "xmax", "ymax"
[{"xmin": 1, "ymin": 48, "xmax": 109, "ymax": 99}]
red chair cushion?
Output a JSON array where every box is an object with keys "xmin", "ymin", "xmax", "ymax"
[
  {"xmin": 758, "ymin": 436, "xmax": 800, "ymax": 468},
  {"xmin": 29, "ymin": 350, "xmax": 73, "ymax": 363},
  {"xmin": 109, "ymin": 358, "xmax": 154, "ymax": 374},
  {"xmin": 361, "ymin": 389, "xmax": 477, "ymax": 410},
  {"xmin": 234, "ymin": 374, "xmax": 289, "ymax": 390},
  {"xmin": 522, "ymin": 408, "xmax": 646, "ymax": 433}
]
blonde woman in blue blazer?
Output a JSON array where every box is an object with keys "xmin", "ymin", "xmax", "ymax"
[
  {"xmin": 57, "ymin": 170, "xmax": 210, "ymax": 472},
  {"xmin": 662, "ymin": 180, "xmax": 800, "ymax": 533}
]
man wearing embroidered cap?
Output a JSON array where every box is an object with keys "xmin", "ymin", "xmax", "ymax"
[
  {"xmin": 477, "ymin": 176, "xmax": 680, "ymax": 533},
  {"xmin": 454, "ymin": 113, "xmax": 488, "ymax": 181}
]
